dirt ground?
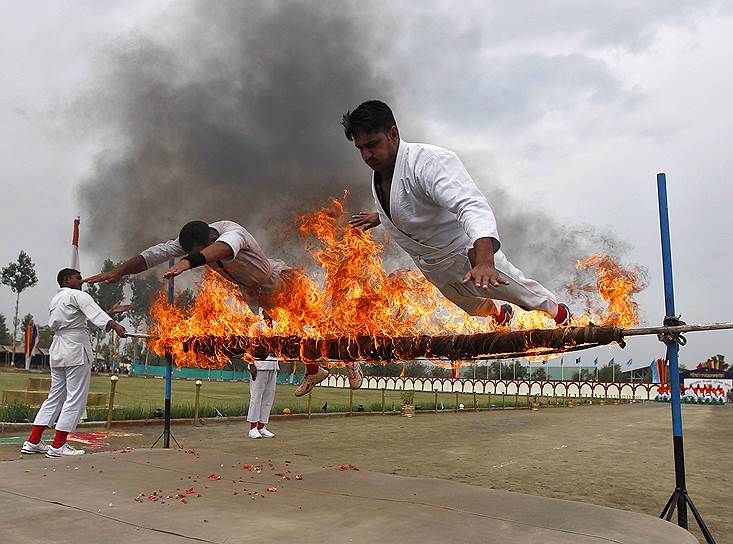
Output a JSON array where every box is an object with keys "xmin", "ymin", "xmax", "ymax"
[{"xmin": 2, "ymin": 402, "xmax": 730, "ymax": 543}]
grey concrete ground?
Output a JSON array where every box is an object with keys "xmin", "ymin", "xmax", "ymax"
[{"xmin": 0, "ymin": 448, "xmax": 696, "ymax": 544}]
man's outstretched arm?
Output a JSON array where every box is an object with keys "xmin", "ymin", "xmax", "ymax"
[{"xmin": 83, "ymin": 255, "xmax": 148, "ymax": 284}]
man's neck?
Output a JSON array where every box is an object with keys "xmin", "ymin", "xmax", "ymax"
[{"xmin": 376, "ymin": 140, "xmax": 399, "ymax": 184}]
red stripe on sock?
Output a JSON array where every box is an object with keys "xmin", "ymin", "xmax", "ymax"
[
  {"xmin": 52, "ymin": 431, "xmax": 69, "ymax": 449},
  {"xmin": 28, "ymin": 425, "xmax": 45, "ymax": 444}
]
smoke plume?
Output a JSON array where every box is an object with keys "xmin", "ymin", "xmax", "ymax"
[{"xmin": 78, "ymin": 0, "xmax": 637, "ymax": 295}]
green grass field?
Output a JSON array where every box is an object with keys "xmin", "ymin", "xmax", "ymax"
[{"xmin": 0, "ymin": 369, "xmax": 562, "ymax": 422}]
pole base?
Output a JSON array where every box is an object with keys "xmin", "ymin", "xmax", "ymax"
[
  {"xmin": 150, "ymin": 430, "xmax": 181, "ymax": 449},
  {"xmin": 660, "ymin": 488, "xmax": 716, "ymax": 543}
]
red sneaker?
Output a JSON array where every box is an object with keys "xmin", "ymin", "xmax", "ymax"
[{"xmin": 554, "ymin": 303, "xmax": 571, "ymax": 326}]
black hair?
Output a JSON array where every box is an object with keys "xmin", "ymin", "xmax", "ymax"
[
  {"xmin": 179, "ymin": 221, "xmax": 211, "ymax": 252},
  {"xmin": 341, "ymin": 100, "xmax": 397, "ymax": 141},
  {"xmin": 57, "ymin": 268, "xmax": 80, "ymax": 287}
]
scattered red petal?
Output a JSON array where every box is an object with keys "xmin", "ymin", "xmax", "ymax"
[
  {"xmin": 208, "ymin": 474, "xmax": 221, "ymax": 481},
  {"xmin": 120, "ymin": 447, "xmax": 134, "ymax": 454},
  {"xmin": 266, "ymin": 487, "xmax": 278, "ymax": 493},
  {"xmin": 295, "ymin": 474, "xmax": 303, "ymax": 480},
  {"xmin": 243, "ymin": 464, "xmax": 252, "ymax": 470},
  {"xmin": 186, "ymin": 488, "xmax": 195, "ymax": 494}
]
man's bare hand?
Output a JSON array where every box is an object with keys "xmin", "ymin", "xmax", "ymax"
[
  {"xmin": 107, "ymin": 321, "xmax": 127, "ymax": 338},
  {"xmin": 163, "ymin": 260, "xmax": 192, "ymax": 279},
  {"xmin": 84, "ymin": 268, "xmax": 124, "ymax": 284},
  {"xmin": 463, "ymin": 264, "xmax": 510, "ymax": 289},
  {"xmin": 349, "ymin": 212, "xmax": 381, "ymax": 231},
  {"xmin": 249, "ymin": 364, "xmax": 257, "ymax": 381}
]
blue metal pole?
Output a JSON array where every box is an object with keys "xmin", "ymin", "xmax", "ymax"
[
  {"xmin": 656, "ymin": 173, "xmax": 687, "ymax": 528},
  {"xmin": 164, "ymin": 258, "xmax": 175, "ymax": 448}
]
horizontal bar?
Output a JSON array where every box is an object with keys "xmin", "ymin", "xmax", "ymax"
[{"xmin": 622, "ymin": 322, "xmax": 733, "ymax": 337}]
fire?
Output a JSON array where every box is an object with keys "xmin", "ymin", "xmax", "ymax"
[
  {"xmin": 568, "ymin": 254, "xmax": 644, "ymax": 329},
  {"xmin": 149, "ymin": 197, "xmax": 645, "ymax": 368}
]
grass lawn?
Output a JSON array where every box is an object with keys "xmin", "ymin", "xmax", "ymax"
[{"xmin": 0, "ymin": 369, "xmax": 560, "ymax": 422}]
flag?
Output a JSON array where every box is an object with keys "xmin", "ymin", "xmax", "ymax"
[
  {"xmin": 575, "ymin": 357, "xmax": 581, "ymax": 365},
  {"xmin": 560, "ymin": 357, "xmax": 564, "ymax": 366},
  {"xmin": 593, "ymin": 357, "xmax": 599, "ymax": 367},
  {"xmin": 650, "ymin": 359, "xmax": 666, "ymax": 384},
  {"xmin": 696, "ymin": 362, "xmax": 703, "ymax": 369},
  {"xmin": 400, "ymin": 363, "xmax": 405, "ymax": 378},
  {"xmin": 626, "ymin": 358, "xmax": 633, "ymax": 367},
  {"xmin": 608, "ymin": 357, "xmax": 615, "ymax": 368},
  {"xmin": 451, "ymin": 361, "xmax": 460, "ymax": 379},
  {"xmin": 71, "ymin": 216, "xmax": 80, "ymax": 270},
  {"xmin": 24, "ymin": 321, "xmax": 39, "ymax": 370}
]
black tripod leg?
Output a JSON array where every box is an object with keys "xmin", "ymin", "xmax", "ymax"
[
  {"xmin": 662, "ymin": 490, "xmax": 679, "ymax": 521},
  {"xmin": 660, "ymin": 491, "xmax": 676, "ymax": 520},
  {"xmin": 685, "ymin": 495, "xmax": 716, "ymax": 544}
]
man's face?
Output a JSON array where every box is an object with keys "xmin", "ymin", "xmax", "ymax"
[
  {"xmin": 352, "ymin": 126, "xmax": 399, "ymax": 173},
  {"xmin": 64, "ymin": 272, "xmax": 83, "ymax": 290}
]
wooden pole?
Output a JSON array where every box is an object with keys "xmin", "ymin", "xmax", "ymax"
[
  {"xmin": 349, "ymin": 388, "xmax": 353, "ymax": 417},
  {"xmin": 381, "ymin": 388, "xmax": 385, "ymax": 415},
  {"xmin": 307, "ymin": 392, "xmax": 312, "ymax": 420},
  {"xmin": 105, "ymin": 375, "xmax": 118, "ymax": 429},
  {"xmin": 455, "ymin": 391, "xmax": 459, "ymax": 412},
  {"xmin": 193, "ymin": 380, "xmax": 202, "ymax": 426},
  {"xmin": 434, "ymin": 390, "xmax": 438, "ymax": 413},
  {"xmin": 473, "ymin": 390, "xmax": 478, "ymax": 411}
]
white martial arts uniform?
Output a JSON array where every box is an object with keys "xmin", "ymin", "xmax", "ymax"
[
  {"xmin": 247, "ymin": 360, "xmax": 278, "ymax": 424},
  {"xmin": 373, "ymin": 140, "xmax": 558, "ymax": 317},
  {"xmin": 33, "ymin": 288, "xmax": 113, "ymax": 432},
  {"xmin": 140, "ymin": 220, "xmax": 294, "ymax": 313}
]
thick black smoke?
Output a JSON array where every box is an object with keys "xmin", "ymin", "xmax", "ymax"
[
  {"xmin": 78, "ymin": 0, "xmax": 635, "ymax": 295},
  {"xmin": 78, "ymin": 1, "xmax": 388, "ymax": 267}
]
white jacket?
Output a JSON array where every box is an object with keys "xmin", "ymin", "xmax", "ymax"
[
  {"xmin": 372, "ymin": 140, "xmax": 500, "ymax": 261},
  {"xmin": 48, "ymin": 288, "xmax": 112, "ymax": 368},
  {"xmin": 140, "ymin": 220, "xmax": 291, "ymax": 310}
]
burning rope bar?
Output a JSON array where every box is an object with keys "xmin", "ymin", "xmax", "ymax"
[
  {"xmin": 181, "ymin": 325, "xmax": 624, "ymax": 361},
  {"xmin": 129, "ymin": 320, "xmax": 733, "ymax": 362}
]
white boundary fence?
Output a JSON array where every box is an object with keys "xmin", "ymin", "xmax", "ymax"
[{"xmin": 320, "ymin": 375, "xmax": 661, "ymax": 400}]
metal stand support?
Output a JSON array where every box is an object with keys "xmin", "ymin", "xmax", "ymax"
[{"xmin": 656, "ymin": 173, "xmax": 715, "ymax": 543}]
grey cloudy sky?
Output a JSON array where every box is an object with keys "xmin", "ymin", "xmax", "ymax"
[{"xmin": 1, "ymin": 1, "xmax": 732, "ymax": 370}]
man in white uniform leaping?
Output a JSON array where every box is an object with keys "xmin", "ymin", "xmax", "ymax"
[
  {"xmin": 84, "ymin": 220, "xmax": 364, "ymax": 397},
  {"xmin": 344, "ymin": 100, "xmax": 571, "ymax": 327}
]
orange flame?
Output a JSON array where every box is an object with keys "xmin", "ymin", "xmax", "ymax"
[{"xmin": 149, "ymin": 197, "xmax": 645, "ymax": 368}]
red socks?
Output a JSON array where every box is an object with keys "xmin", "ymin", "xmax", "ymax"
[
  {"xmin": 28, "ymin": 425, "xmax": 45, "ymax": 444},
  {"xmin": 250, "ymin": 422, "xmax": 258, "ymax": 430},
  {"xmin": 52, "ymin": 431, "xmax": 69, "ymax": 449},
  {"xmin": 257, "ymin": 422, "xmax": 265, "ymax": 430},
  {"xmin": 306, "ymin": 364, "xmax": 319, "ymax": 375}
]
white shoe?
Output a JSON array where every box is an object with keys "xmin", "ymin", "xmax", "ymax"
[
  {"xmin": 248, "ymin": 428, "xmax": 262, "ymax": 439},
  {"xmin": 294, "ymin": 367, "xmax": 329, "ymax": 397},
  {"xmin": 45, "ymin": 444, "xmax": 85, "ymax": 458},
  {"xmin": 346, "ymin": 361, "xmax": 364, "ymax": 390},
  {"xmin": 258, "ymin": 427, "xmax": 275, "ymax": 438},
  {"xmin": 21, "ymin": 440, "xmax": 49, "ymax": 454}
]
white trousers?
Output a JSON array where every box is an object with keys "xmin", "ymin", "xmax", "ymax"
[
  {"xmin": 417, "ymin": 250, "xmax": 559, "ymax": 318},
  {"xmin": 247, "ymin": 370, "xmax": 277, "ymax": 424},
  {"xmin": 33, "ymin": 363, "xmax": 91, "ymax": 433}
]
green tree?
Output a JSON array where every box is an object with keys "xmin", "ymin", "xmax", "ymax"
[
  {"xmin": 128, "ymin": 272, "xmax": 162, "ymax": 362},
  {"xmin": 1, "ymin": 251, "xmax": 38, "ymax": 365},
  {"xmin": 0, "ymin": 314, "xmax": 10, "ymax": 344},
  {"xmin": 85, "ymin": 259, "xmax": 126, "ymax": 312},
  {"xmin": 37, "ymin": 325, "xmax": 53, "ymax": 349}
]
